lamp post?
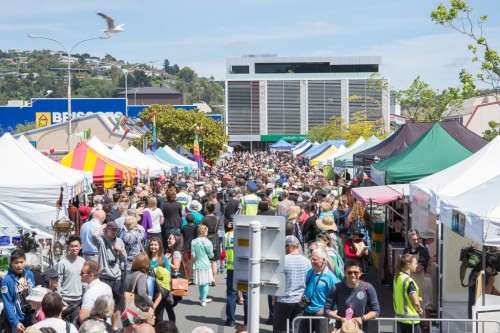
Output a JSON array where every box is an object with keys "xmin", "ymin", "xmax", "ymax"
[
  {"xmin": 27, "ymin": 34, "xmax": 110, "ymax": 151},
  {"xmin": 123, "ymin": 60, "xmax": 158, "ymax": 116}
]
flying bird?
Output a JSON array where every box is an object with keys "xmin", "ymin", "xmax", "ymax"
[{"xmin": 97, "ymin": 12, "xmax": 125, "ymax": 33}]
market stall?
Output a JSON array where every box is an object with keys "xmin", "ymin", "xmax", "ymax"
[
  {"xmin": 351, "ymin": 184, "xmax": 409, "ymax": 282},
  {"xmin": 370, "ymin": 123, "xmax": 486, "ymax": 185}
]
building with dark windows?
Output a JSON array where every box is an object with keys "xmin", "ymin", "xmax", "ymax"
[{"xmin": 225, "ymin": 55, "xmax": 390, "ymax": 149}]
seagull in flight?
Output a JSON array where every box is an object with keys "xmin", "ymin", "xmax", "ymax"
[{"xmin": 97, "ymin": 12, "xmax": 125, "ymax": 33}]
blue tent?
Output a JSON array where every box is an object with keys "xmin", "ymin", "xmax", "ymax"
[{"xmin": 270, "ymin": 139, "xmax": 294, "ymax": 149}]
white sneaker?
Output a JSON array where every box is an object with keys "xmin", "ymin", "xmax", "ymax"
[
  {"xmin": 201, "ymin": 301, "xmax": 207, "ymax": 306},
  {"xmin": 205, "ymin": 298, "xmax": 213, "ymax": 303}
]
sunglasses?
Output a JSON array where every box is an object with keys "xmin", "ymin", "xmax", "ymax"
[{"xmin": 346, "ymin": 271, "xmax": 361, "ymax": 276}]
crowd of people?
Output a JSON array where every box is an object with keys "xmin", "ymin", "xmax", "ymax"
[{"xmin": 0, "ymin": 150, "xmax": 437, "ymax": 333}]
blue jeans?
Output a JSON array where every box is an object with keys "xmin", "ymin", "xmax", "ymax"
[{"xmin": 226, "ymin": 269, "xmax": 247, "ymax": 323}]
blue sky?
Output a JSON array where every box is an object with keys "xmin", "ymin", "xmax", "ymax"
[{"xmin": 2, "ymin": 0, "xmax": 499, "ymax": 91}]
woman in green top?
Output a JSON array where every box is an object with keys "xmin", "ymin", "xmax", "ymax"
[
  {"xmin": 191, "ymin": 224, "xmax": 214, "ymax": 306},
  {"xmin": 146, "ymin": 237, "xmax": 176, "ymax": 323}
]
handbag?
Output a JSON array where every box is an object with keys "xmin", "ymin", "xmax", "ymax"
[
  {"xmin": 171, "ymin": 254, "xmax": 190, "ymax": 296},
  {"xmin": 123, "ymin": 273, "xmax": 145, "ymax": 311}
]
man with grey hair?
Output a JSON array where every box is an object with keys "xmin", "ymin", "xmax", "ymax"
[
  {"xmin": 272, "ymin": 235, "xmax": 311, "ymax": 333},
  {"xmin": 298, "ymin": 248, "xmax": 338, "ymax": 333}
]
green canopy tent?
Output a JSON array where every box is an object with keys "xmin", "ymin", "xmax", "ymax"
[
  {"xmin": 334, "ymin": 135, "xmax": 382, "ymax": 169},
  {"xmin": 370, "ymin": 123, "xmax": 482, "ymax": 185}
]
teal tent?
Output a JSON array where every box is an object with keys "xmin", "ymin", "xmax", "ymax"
[{"xmin": 370, "ymin": 123, "xmax": 483, "ymax": 185}]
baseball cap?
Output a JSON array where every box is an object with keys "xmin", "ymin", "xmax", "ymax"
[
  {"xmin": 26, "ymin": 286, "xmax": 50, "ymax": 302},
  {"xmin": 41, "ymin": 268, "xmax": 59, "ymax": 286},
  {"xmin": 285, "ymin": 235, "xmax": 300, "ymax": 247}
]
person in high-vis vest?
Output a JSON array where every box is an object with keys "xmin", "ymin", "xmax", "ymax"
[
  {"xmin": 175, "ymin": 183, "xmax": 191, "ymax": 214},
  {"xmin": 238, "ymin": 181, "xmax": 259, "ymax": 216},
  {"xmin": 224, "ymin": 228, "xmax": 247, "ymax": 327},
  {"xmin": 394, "ymin": 254, "xmax": 423, "ymax": 333},
  {"xmin": 270, "ymin": 179, "xmax": 284, "ymax": 210}
]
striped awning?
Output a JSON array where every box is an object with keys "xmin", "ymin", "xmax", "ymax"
[{"xmin": 59, "ymin": 142, "xmax": 136, "ymax": 188}]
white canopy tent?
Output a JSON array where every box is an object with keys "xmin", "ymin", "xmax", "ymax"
[
  {"xmin": 162, "ymin": 145, "xmax": 198, "ymax": 170},
  {"xmin": 293, "ymin": 141, "xmax": 315, "ymax": 158},
  {"xmin": 17, "ymin": 135, "xmax": 91, "ymax": 199},
  {"xmin": 126, "ymin": 146, "xmax": 171, "ymax": 175},
  {"xmin": 87, "ymin": 136, "xmax": 137, "ymax": 171},
  {"xmin": 0, "ymin": 133, "xmax": 67, "ymax": 234},
  {"xmin": 440, "ymin": 174, "xmax": 500, "ymax": 246},
  {"xmin": 410, "ymin": 135, "xmax": 500, "ymax": 215},
  {"xmin": 111, "ymin": 145, "xmax": 167, "ymax": 178}
]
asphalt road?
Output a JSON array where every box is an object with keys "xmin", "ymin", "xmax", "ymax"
[{"xmin": 163, "ymin": 271, "xmax": 273, "ymax": 333}]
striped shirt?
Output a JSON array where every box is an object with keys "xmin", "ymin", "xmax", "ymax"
[{"xmin": 277, "ymin": 254, "xmax": 311, "ymax": 303}]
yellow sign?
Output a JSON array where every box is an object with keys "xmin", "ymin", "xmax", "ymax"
[
  {"xmin": 236, "ymin": 281, "xmax": 248, "ymax": 292},
  {"xmin": 238, "ymin": 238, "xmax": 249, "ymax": 247},
  {"xmin": 36, "ymin": 112, "xmax": 51, "ymax": 128}
]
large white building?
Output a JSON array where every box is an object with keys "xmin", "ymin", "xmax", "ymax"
[{"xmin": 225, "ymin": 55, "xmax": 389, "ymax": 148}]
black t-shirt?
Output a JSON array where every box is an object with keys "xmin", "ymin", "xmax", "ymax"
[{"xmin": 181, "ymin": 224, "xmax": 198, "ymax": 250}]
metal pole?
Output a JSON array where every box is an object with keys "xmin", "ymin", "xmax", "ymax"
[
  {"xmin": 248, "ymin": 221, "xmax": 261, "ymax": 333},
  {"xmin": 124, "ymin": 69, "xmax": 128, "ymax": 116},
  {"xmin": 27, "ymin": 34, "xmax": 109, "ymax": 151}
]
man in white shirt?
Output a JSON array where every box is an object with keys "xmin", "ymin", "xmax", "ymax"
[
  {"xmin": 78, "ymin": 261, "xmax": 113, "ymax": 325},
  {"xmin": 32, "ymin": 292, "xmax": 78, "ymax": 332}
]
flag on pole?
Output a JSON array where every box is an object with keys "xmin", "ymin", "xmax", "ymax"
[
  {"xmin": 142, "ymin": 112, "xmax": 156, "ymax": 128},
  {"xmin": 112, "ymin": 115, "xmax": 126, "ymax": 132},
  {"xmin": 119, "ymin": 129, "xmax": 130, "ymax": 142},
  {"xmin": 193, "ymin": 133, "xmax": 201, "ymax": 168},
  {"xmin": 83, "ymin": 129, "xmax": 91, "ymax": 139},
  {"xmin": 152, "ymin": 112, "xmax": 157, "ymax": 151}
]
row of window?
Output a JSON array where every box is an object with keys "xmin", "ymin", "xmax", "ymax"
[{"xmin": 230, "ymin": 63, "xmax": 379, "ymax": 74}]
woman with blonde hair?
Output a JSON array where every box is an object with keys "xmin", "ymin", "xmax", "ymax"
[
  {"xmin": 145, "ymin": 196, "xmax": 164, "ymax": 238},
  {"xmin": 394, "ymin": 254, "xmax": 423, "ymax": 333},
  {"xmin": 122, "ymin": 216, "xmax": 145, "ymax": 272},
  {"xmin": 191, "ymin": 224, "xmax": 214, "ymax": 306}
]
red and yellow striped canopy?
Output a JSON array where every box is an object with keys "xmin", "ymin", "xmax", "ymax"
[{"xmin": 59, "ymin": 142, "xmax": 136, "ymax": 188}]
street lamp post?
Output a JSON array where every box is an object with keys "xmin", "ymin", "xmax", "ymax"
[
  {"xmin": 123, "ymin": 60, "xmax": 157, "ymax": 116},
  {"xmin": 27, "ymin": 34, "xmax": 110, "ymax": 151}
]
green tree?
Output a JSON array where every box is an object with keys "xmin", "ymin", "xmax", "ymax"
[
  {"xmin": 344, "ymin": 111, "xmax": 386, "ymax": 145},
  {"xmin": 131, "ymin": 104, "xmax": 229, "ymax": 161},
  {"xmin": 307, "ymin": 116, "xmax": 346, "ymax": 142},
  {"xmin": 179, "ymin": 66, "xmax": 196, "ymax": 83},
  {"xmin": 8, "ymin": 121, "xmax": 36, "ymax": 134},
  {"xmin": 483, "ymin": 120, "xmax": 499, "ymax": 141},
  {"xmin": 431, "ymin": 1, "xmax": 499, "ymax": 99}
]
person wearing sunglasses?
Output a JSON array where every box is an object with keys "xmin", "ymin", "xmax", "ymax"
[{"xmin": 324, "ymin": 260, "xmax": 380, "ymax": 332}]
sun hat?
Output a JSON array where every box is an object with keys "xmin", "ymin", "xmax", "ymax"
[
  {"xmin": 316, "ymin": 215, "xmax": 337, "ymax": 232},
  {"xmin": 188, "ymin": 200, "xmax": 202, "ymax": 212},
  {"xmin": 334, "ymin": 319, "xmax": 364, "ymax": 333},
  {"xmin": 26, "ymin": 286, "xmax": 50, "ymax": 302}
]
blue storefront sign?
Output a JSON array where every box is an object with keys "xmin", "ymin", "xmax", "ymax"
[{"xmin": 0, "ymin": 98, "xmax": 199, "ymax": 132}]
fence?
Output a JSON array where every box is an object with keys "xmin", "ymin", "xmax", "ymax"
[{"xmin": 289, "ymin": 315, "xmax": 500, "ymax": 333}]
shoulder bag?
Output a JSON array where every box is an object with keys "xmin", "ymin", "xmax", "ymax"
[{"xmin": 171, "ymin": 255, "xmax": 189, "ymax": 296}]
